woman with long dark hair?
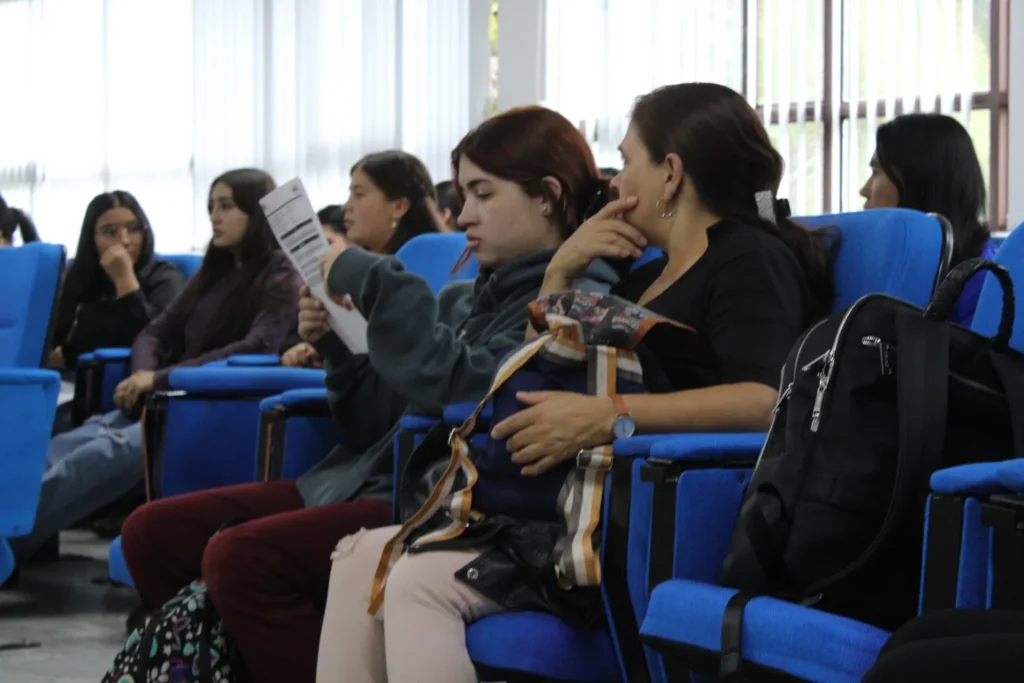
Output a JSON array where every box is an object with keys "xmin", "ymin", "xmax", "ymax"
[
  {"xmin": 281, "ymin": 153, "xmax": 443, "ymax": 368},
  {"xmin": 0, "ymin": 192, "xmax": 40, "ymax": 245},
  {"xmin": 49, "ymin": 191, "xmax": 185, "ymax": 369},
  {"xmin": 316, "ymin": 84, "xmax": 826, "ymax": 683},
  {"xmin": 118, "ymin": 107, "xmax": 618, "ymax": 683},
  {"xmin": 861, "ymin": 113, "xmax": 993, "ymax": 324},
  {"xmin": 10, "ymin": 168, "xmax": 301, "ymax": 563}
]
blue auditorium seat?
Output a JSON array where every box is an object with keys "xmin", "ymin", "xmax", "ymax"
[
  {"xmin": 395, "ymin": 232, "xmax": 479, "ymax": 294},
  {"xmin": 144, "ymin": 367, "xmax": 327, "ymax": 499},
  {"xmin": 108, "ymin": 535, "xmax": 132, "ymax": 586},
  {"xmin": 0, "ymin": 243, "xmax": 66, "ymax": 368},
  {"xmin": 639, "ymin": 215, "xmax": 1022, "ymax": 681},
  {"xmin": 461, "ymin": 209, "xmax": 951, "ymax": 683},
  {"xmin": 256, "ymin": 388, "xmax": 346, "ymax": 481},
  {"xmin": 0, "ymin": 244, "xmax": 65, "ymax": 583}
]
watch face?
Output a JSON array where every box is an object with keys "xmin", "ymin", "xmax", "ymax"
[{"xmin": 612, "ymin": 415, "xmax": 636, "ymax": 440}]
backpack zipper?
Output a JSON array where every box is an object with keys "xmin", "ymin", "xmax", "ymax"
[
  {"xmin": 753, "ymin": 318, "xmax": 828, "ymax": 474},
  {"xmin": 809, "ymin": 297, "xmax": 873, "ymax": 433}
]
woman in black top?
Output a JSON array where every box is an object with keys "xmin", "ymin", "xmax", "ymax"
[
  {"xmin": 493, "ymin": 82, "xmax": 832, "ymax": 470},
  {"xmin": 50, "ymin": 191, "xmax": 185, "ymax": 369}
]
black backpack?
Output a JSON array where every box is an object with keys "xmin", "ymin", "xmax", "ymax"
[{"xmin": 720, "ymin": 259, "xmax": 1024, "ymax": 635}]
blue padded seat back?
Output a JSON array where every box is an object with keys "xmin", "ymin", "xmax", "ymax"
[
  {"xmin": 972, "ymin": 225, "xmax": 1024, "ymax": 352},
  {"xmin": 620, "ymin": 210, "xmax": 944, "ymax": 311},
  {"xmin": 395, "ymin": 233, "xmax": 479, "ymax": 295},
  {"xmin": 158, "ymin": 253, "xmax": 203, "ymax": 280},
  {"xmin": 0, "ymin": 368, "xmax": 61, "ymax": 537},
  {"xmin": 160, "ymin": 398, "xmax": 264, "ymax": 497},
  {"xmin": 799, "ymin": 209, "xmax": 946, "ymax": 311},
  {"xmin": 0, "ymin": 242, "xmax": 65, "ymax": 368}
]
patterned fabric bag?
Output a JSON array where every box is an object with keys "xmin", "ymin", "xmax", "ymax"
[
  {"xmin": 369, "ymin": 290, "xmax": 691, "ymax": 613},
  {"xmin": 103, "ymin": 521, "xmax": 247, "ymax": 683},
  {"xmin": 103, "ymin": 579, "xmax": 242, "ymax": 683}
]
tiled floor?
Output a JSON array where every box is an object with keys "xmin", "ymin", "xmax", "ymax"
[{"xmin": 0, "ymin": 531, "xmax": 136, "ymax": 683}]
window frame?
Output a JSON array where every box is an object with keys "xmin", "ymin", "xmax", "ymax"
[{"xmin": 749, "ymin": 0, "xmax": 1010, "ymax": 228}]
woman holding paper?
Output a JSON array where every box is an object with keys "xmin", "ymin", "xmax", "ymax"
[
  {"xmin": 10, "ymin": 168, "xmax": 301, "ymax": 565},
  {"xmin": 118, "ymin": 108, "xmax": 618, "ymax": 683},
  {"xmin": 280, "ymin": 153, "xmax": 444, "ymax": 367}
]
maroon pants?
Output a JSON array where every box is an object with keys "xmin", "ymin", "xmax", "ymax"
[{"xmin": 120, "ymin": 481, "xmax": 392, "ymax": 683}]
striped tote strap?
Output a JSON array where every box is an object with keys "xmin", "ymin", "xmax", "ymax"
[{"xmin": 368, "ymin": 331, "xmax": 557, "ymax": 615}]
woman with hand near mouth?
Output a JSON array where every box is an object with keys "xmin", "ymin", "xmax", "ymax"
[
  {"xmin": 49, "ymin": 191, "xmax": 185, "ymax": 371},
  {"xmin": 14, "ymin": 168, "xmax": 300, "ymax": 568}
]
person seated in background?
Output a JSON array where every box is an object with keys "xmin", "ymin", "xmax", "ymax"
[
  {"xmin": 435, "ymin": 180, "xmax": 463, "ymax": 232},
  {"xmin": 0, "ymin": 192, "xmax": 40, "ymax": 245},
  {"xmin": 8, "ymin": 168, "xmax": 301, "ymax": 564},
  {"xmin": 861, "ymin": 113, "xmax": 993, "ymax": 325},
  {"xmin": 280, "ymin": 153, "xmax": 444, "ymax": 368},
  {"xmin": 118, "ymin": 106, "xmax": 618, "ymax": 683},
  {"xmin": 48, "ymin": 191, "xmax": 186, "ymax": 371},
  {"xmin": 318, "ymin": 203, "xmax": 347, "ymax": 245},
  {"xmin": 315, "ymin": 82, "xmax": 832, "ymax": 683}
]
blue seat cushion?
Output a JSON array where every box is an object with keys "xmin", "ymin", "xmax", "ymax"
[
  {"xmin": 168, "ymin": 367, "xmax": 325, "ymax": 394},
  {"xmin": 467, "ymin": 612, "xmax": 620, "ymax": 682},
  {"xmin": 259, "ymin": 388, "xmax": 330, "ymax": 412},
  {"xmin": 108, "ymin": 535, "xmax": 133, "ymax": 587},
  {"xmin": 641, "ymin": 580, "xmax": 889, "ymax": 683},
  {"xmin": 997, "ymin": 459, "xmax": 1024, "ymax": 493},
  {"xmin": 930, "ymin": 461, "xmax": 1009, "ymax": 496}
]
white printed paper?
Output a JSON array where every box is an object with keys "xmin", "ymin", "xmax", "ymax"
[{"xmin": 260, "ymin": 178, "xmax": 369, "ymax": 354}]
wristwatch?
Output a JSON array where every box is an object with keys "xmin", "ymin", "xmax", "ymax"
[{"xmin": 610, "ymin": 394, "xmax": 636, "ymax": 440}]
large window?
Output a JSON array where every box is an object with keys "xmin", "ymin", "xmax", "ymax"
[
  {"xmin": 543, "ymin": 0, "xmax": 1008, "ymax": 225},
  {"xmin": 0, "ymin": 0, "xmax": 489, "ymax": 254}
]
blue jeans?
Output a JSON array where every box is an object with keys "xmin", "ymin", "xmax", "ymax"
[{"xmin": 10, "ymin": 410, "xmax": 143, "ymax": 560}]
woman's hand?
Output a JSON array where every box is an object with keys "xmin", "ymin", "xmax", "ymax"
[
  {"xmin": 47, "ymin": 346, "xmax": 65, "ymax": 370},
  {"xmin": 113, "ymin": 370, "xmax": 155, "ymax": 413},
  {"xmin": 546, "ymin": 196, "xmax": 646, "ymax": 282},
  {"xmin": 490, "ymin": 391, "xmax": 618, "ymax": 476},
  {"xmin": 297, "ymin": 286, "xmax": 330, "ymax": 343},
  {"xmin": 281, "ymin": 341, "xmax": 321, "ymax": 368}
]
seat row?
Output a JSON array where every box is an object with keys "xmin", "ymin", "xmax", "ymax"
[{"xmin": 4, "ymin": 211, "xmax": 1020, "ymax": 681}]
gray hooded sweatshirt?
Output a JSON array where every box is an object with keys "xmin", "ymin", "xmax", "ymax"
[{"xmin": 295, "ymin": 246, "xmax": 618, "ymax": 507}]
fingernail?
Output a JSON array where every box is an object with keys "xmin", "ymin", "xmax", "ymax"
[{"xmin": 627, "ymin": 196, "xmax": 638, "ymax": 205}]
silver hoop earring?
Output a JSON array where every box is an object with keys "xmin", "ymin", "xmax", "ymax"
[{"xmin": 656, "ymin": 199, "xmax": 675, "ymax": 219}]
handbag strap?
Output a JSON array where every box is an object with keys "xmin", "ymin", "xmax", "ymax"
[{"xmin": 368, "ymin": 330, "xmax": 557, "ymax": 615}]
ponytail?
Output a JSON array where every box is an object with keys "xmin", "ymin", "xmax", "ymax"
[
  {"xmin": 748, "ymin": 192, "xmax": 833, "ymax": 322},
  {"xmin": 0, "ymin": 197, "xmax": 40, "ymax": 244}
]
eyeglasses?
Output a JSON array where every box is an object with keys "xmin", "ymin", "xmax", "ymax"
[{"xmin": 96, "ymin": 221, "xmax": 142, "ymax": 239}]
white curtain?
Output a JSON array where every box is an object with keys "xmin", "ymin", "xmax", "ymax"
[
  {"xmin": 543, "ymin": 0, "xmax": 745, "ymax": 170},
  {"xmin": 0, "ymin": 0, "xmax": 483, "ymax": 255},
  {"xmin": 542, "ymin": 0, "xmax": 987, "ymax": 217}
]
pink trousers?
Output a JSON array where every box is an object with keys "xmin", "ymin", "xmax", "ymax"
[{"xmin": 316, "ymin": 525, "xmax": 502, "ymax": 683}]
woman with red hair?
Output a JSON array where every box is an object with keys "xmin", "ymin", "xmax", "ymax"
[{"xmin": 118, "ymin": 107, "xmax": 618, "ymax": 683}]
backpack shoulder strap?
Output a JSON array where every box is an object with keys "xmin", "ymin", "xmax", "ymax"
[
  {"xmin": 989, "ymin": 353, "xmax": 1024, "ymax": 461},
  {"xmin": 807, "ymin": 311, "xmax": 949, "ymax": 596}
]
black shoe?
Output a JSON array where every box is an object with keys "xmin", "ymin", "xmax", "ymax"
[
  {"xmin": 0, "ymin": 567, "xmax": 19, "ymax": 591},
  {"xmin": 26, "ymin": 535, "xmax": 60, "ymax": 563}
]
